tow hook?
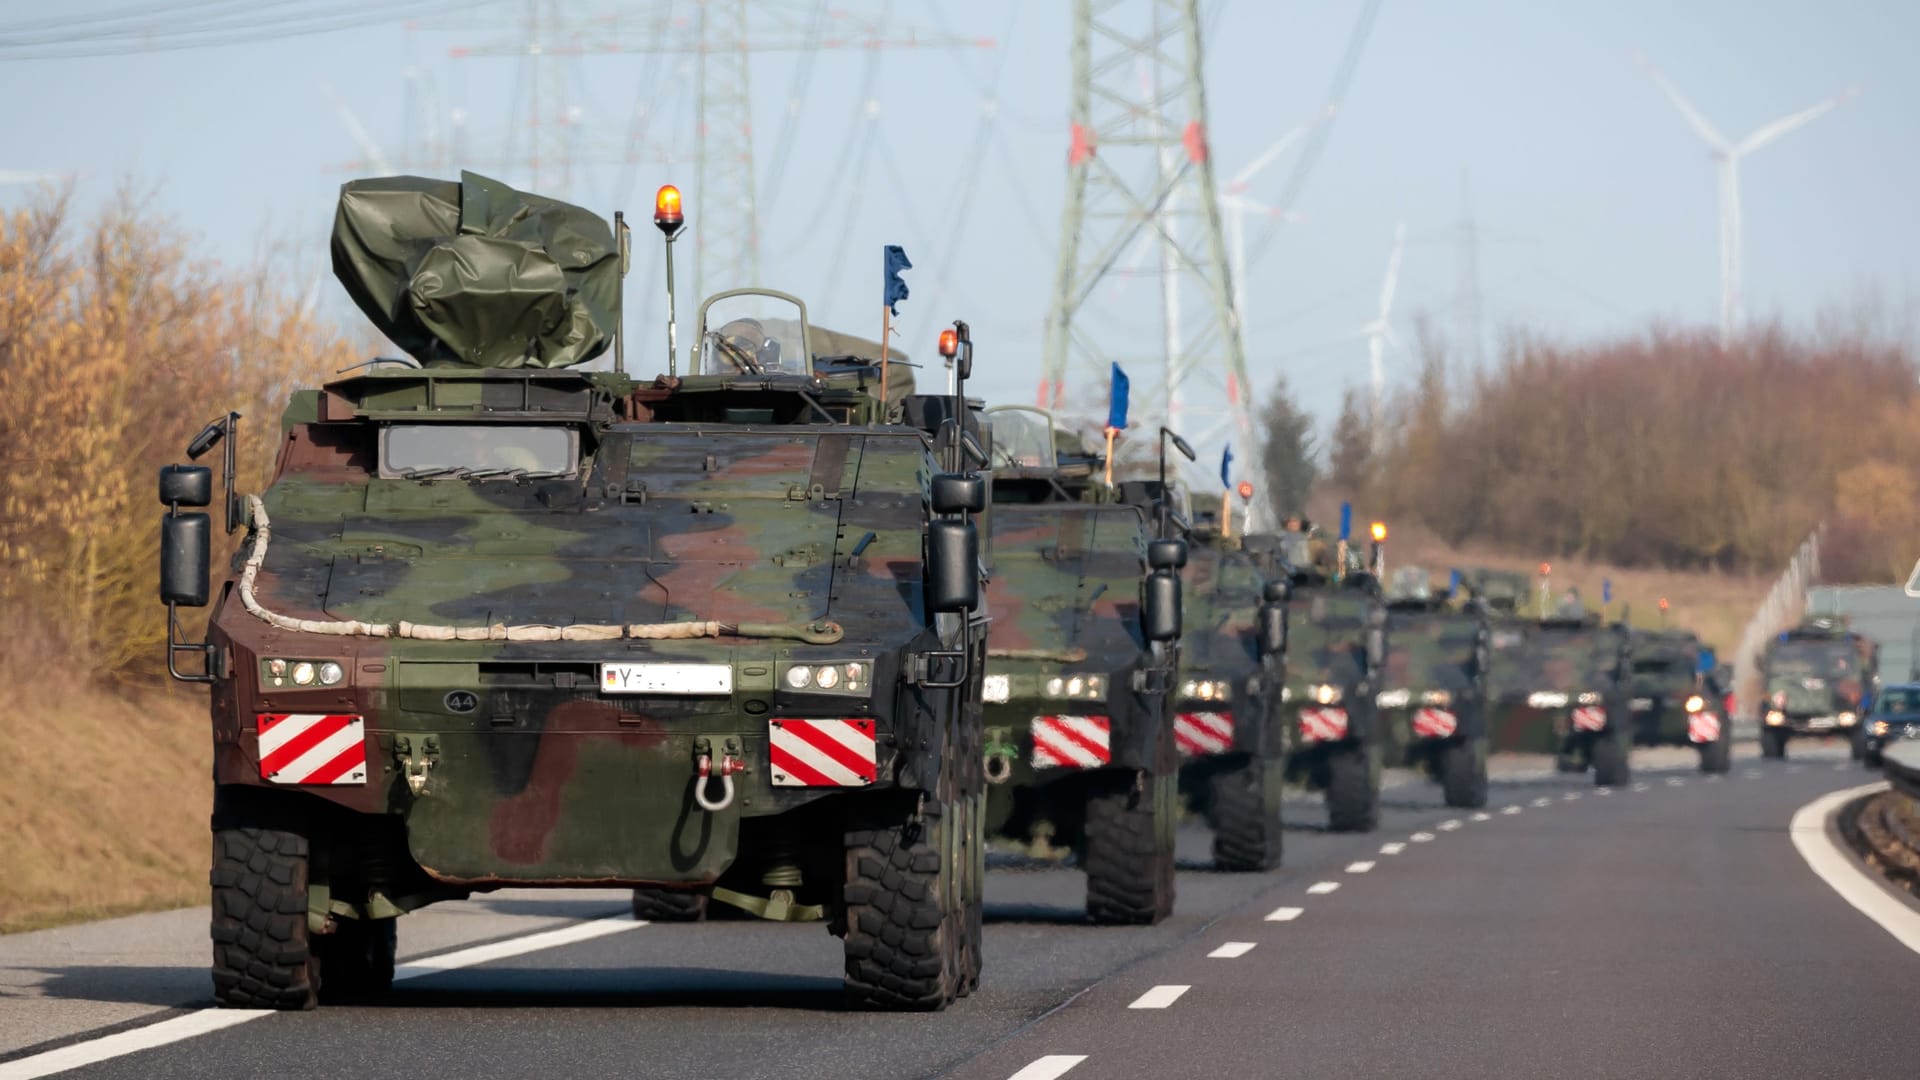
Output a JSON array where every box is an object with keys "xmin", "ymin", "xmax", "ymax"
[
  {"xmin": 983, "ymin": 729, "xmax": 1018, "ymax": 785},
  {"xmin": 394, "ymin": 735, "xmax": 438, "ymax": 797},
  {"xmin": 693, "ymin": 738, "xmax": 743, "ymax": 813}
]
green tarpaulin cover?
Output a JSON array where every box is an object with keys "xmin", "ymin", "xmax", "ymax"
[{"xmin": 332, "ymin": 171, "xmax": 620, "ymax": 368}]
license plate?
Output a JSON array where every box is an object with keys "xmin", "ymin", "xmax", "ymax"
[
  {"xmin": 600, "ymin": 663, "xmax": 732, "ymax": 695},
  {"xmin": 982, "ymin": 674, "xmax": 1010, "ymax": 703},
  {"xmin": 1806, "ymin": 715, "xmax": 1835, "ymax": 730}
]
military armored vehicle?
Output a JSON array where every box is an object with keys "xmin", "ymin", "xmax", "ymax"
[
  {"xmin": 975, "ymin": 407, "xmax": 1184, "ymax": 923},
  {"xmin": 1171, "ymin": 508, "xmax": 1289, "ymax": 871},
  {"xmin": 1757, "ymin": 615, "xmax": 1879, "ymax": 759},
  {"xmin": 1629, "ymin": 628, "xmax": 1731, "ymax": 773},
  {"xmin": 1375, "ymin": 567, "xmax": 1490, "ymax": 808},
  {"xmin": 158, "ymin": 174, "xmax": 989, "ymax": 1010},
  {"xmin": 1275, "ymin": 524, "xmax": 1387, "ymax": 832},
  {"xmin": 1482, "ymin": 596, "xmax": 1634, "ymax": 786}
]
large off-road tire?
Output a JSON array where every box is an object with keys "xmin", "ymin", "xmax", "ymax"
[
  {"xmin": 1208, "ymin": 756, "xmax": 1284, "ymax": 872},
  {"xmin": 1699, "ymin": 732, "xmax": 1732, "ymax": 774},
  {"xmin": 843, "ymin": 791, "xmax": 968, "ymax": 1010},
  {"xmin": 1554, "ymin": 743, "xmax": 1588, "ymax": 773},
  {"xmin": 1326, "ymin": 743, "xmax": 1381, "ymax": 833},
  {"xmin": 210, "ymin": 825, "xmax": 318, "ymax": 1010},
  {"xmin": 1850, "ymin": 730, "xmax": 1867, "ymax": 761},
  {"xmin": 1591, "ymin": 732, "xmax": 1630, "ymax": 787},
  {"xmin": 630, "ymin": 889, "xmax": 709, "ymax": 922},
  {"xmin": 958, "ymin": 790, "xmax": 985, "ymax": 996},
  {"xmin": 1439, "ymin": 737, "xmax": 1489, "ymax": 809},
  {"xmin": 315, "ymin": 917, "xmax": 396, "ymax": 1003},
  {"xmin": 1865, "ymin": 748, "xmax": 1884, "ymax": 769},
  {"xmin": 1760, "ymin": 728, "xmax": 1788, "ymax": 760},
  {"xmin": 1084, "ymin": 769, "xmax": 1177, "ymax": 924}
]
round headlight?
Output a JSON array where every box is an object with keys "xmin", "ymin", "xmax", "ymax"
[
  {"xmin": 815, "ymin": 665, "xmax": 840, "ymax": 690},
  {"xmin": 1179, "ymin": 680, "xmax": 1197, "ymax": 697},
  {"xmin": 1201, "ymin": 682, "xmax": 1218, "ymax": 700},
  {"xmin": 291, "ymin": 662, "xmax": 316, "ymax": 686},
  {"xmin": 1087, "ymin": 676, "xmax": 1105, "ymax": 697},
  {"xmin": 318, "ymin": 662, "xmax": 345, "ymax": 687},
  {"xmin": 1315, "ymin": 684, "xmax": 1336, "ymax": 705},
  {"xmin": 1685, "ymin": 695, "xmax": 1705, "ymax": 713},
  {"xmin": 1046, "ymin": 677, "xmax": 1064, "ymax": 696},
  {"xmin": 784, "ymin": 666, "xmax": 813, "ymax": 689},
  {"xmin": 1067, "ymin": 676, "xmax": 1085, "ymax": 697},
  {"xmin": 845, "ymin": 663, "xmax": 865, "ymax": 689}
]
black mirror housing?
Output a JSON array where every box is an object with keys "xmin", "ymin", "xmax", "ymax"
[
  {"xmin": 928, "ymin": 519, "xmax": 979, "ymax": 612},
  {"xmin": 1147, "ymin": 538, "xmax": 1188, "ymax": 571},
  {"xmin": 931, "ymin": 472, "xmax": 987, "ymax": 516},
  {"xmin": 159, "ymin": 465, "xmax": 213, "ymax": 508},
  {"xmin": 161, "ymin": 512, "xmax": 212, "ymax": 607},
  {"xmin": 1142, "ymin": 570, "xmax": 1181, "ymax": 642},
  {"xmin": 1259, "ymin": 603, "xmax": 1288, "ymax": 657}
]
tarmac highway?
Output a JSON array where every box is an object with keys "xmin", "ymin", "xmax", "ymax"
[{"xmin": 4, "ymin": 743, "xmax": 1919, "ymax": 1080}]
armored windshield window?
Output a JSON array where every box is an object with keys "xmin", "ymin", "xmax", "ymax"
[
  {"xmin": 380, "ymin": 425, "xmax": 577, "ymax": 478},
  {"xmin": 990, "ymin": 410, "xmax": 1058, "ymax": 471},
  {"xmin": 699, "ymin": 295, "xmax": 811, "ymax": 377}
]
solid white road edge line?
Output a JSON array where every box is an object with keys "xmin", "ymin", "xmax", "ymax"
[
  {"xmin": 1128, "ymin": 985, "xmax": 1191, "ymax": 1009},
  {"xmin": 0, "ymin": 916, "xmax": 646, "ymax": 1080},
  {"xmin": 1790, "ymin": 781, "xmax": 1920, "ymax": 956},
  {"xmin": 1007, "ymin": 1055, "xmax": 1088, "ymax": 1080},
  {"xmin": 1208, "ymin": 942, "xmax": 1257, "ymax": 959},
  {"xmin": 1265, "ymin": 906, "xmax": 1304, "ymax": 922},
  {"xmin": 1307, "ymin": 881, "xmax": 1341, "ymax": 895}
]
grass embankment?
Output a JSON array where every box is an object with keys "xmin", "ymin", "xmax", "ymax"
[{"xmin": 0, "ymin": 657, "xmax": 208, "ymax": 932}]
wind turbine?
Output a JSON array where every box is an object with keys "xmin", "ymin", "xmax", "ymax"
[
  {"xmin": 1636, "ymin": 55, "xmax": 1859, "ymax": 349},
  {"xmin": 1360, "ymin": 222, "xmax": 1406, "ymax": 444},
  {"xmin": 1220, "ymin": 107, "xmax": 1330, "ymax": 351}
]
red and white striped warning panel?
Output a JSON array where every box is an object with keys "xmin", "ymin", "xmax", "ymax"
[
  {"xmin": 1297, "ymin": 707, "xmax": 1349, "ymax": 745},
  {"xmin": 1175, "ymin": 711, "xmax": 1235, "ymax": 756},
  {"xmin": 769, "ymin": 718, "xmax": 877, "ymax": 787},
  {"xmin": 1032, "ymin": 715, "xmax": 1112, "ymax": 769},
  {"xmin": 1411, "ymin": 707, "xmax": 1458, "ymax": 740},
  {"xmin": 1571, "ymin": 706, "xmax": 1608, "ymax": 732},
  {"xmin": 257, "ymin": 714, "xmax": 367, "ymax": 785},
  {"xmin": 1688, "ymin": 713, "xmax": 1722, "ymax": 744}
]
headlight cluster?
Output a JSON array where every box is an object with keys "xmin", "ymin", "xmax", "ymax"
[
  {"xmin": 1765, "ymin": 709, "xmax": 1786, "ymax": 726},
  {"xmin": 1684, "ymin": 695, "xmax": 1706, "ymax": 713},
  {"xmin": 1044, "ymin": 674, "xmax": 1107, "ymax": 701},
  {"xmin": 1306, "ymin": 683, "xmax": 1343, "ymax": 706},
  {"xmin": 1576, "ymin": 691, "xmax": 1602, "ymax": 706},
  {"xmin": 1180, "ymin": 679, "xmax": 1232, "ymax": 702},
  {"xmin": 782, "ymin": 661, "xmax": 870, "ymax": 693},
  {"xmin": 264, "ymin": 658, "xmax": 345, "ymax": 688},
  {"xmin": 1872, "ymin": 719, "xmax": 1890, "ymax": 737},
  {"xmin": 1838, "ymin": 711, "xmax": 1858, "ymax": 727}
]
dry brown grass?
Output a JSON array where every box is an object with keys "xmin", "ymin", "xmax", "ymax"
[{"xmin": 0, "ymin": 642, "xmax": 209, "ymax": 932}]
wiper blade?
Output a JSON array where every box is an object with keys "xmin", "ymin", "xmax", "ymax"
[
  {"xmin": 396, "ymin": 465, "xmax": 466, "ymax": 480},
  {"xmin": 464, "ymin": 467, "xmax": 569, "ymax": 481}
]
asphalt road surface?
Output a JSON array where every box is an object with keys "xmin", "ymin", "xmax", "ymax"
[{"xmin": 5, "ymin": 742, "xmax": 1919, "ymax": 1080}]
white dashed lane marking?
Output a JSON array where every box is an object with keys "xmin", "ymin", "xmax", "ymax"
[
  {"xmin": 1265, "ymin": 906, "xmax": 1304, "ymax": 922},
  {"xmin": 1632, "ymin": 782, "xmax": 1650, "ymax": 792},
  {"xmin": 1209, "ymin": 941, "xmax": 1258, "ymax": 959},
  {"xmin": 1307, "ymin": 881, "xmax": 1341, "ymax": 895},
  {"xmin": 1008, "ymin": 1055, "xmax": 1088, "ymax": 1080},
  {"xmin": 1471, "ymin": 811, "xmax": 1491, "ymax": 821},
  {"xmin": 1531, "ymin": 797, "xmax": 1553, "ymax": 807},
  {"xmin": 1379, "ymin": 842, "xmax": 1406, "ymax": 855},
  {"xmin": 1129, "ymin": 985, "xmax": 1191, "ymax": 1009},
  {"xmin": 1410, "ymin": 831, "xmax": 1435, "ymax": 843},
  {"xmin": 1562, "ymin": 792, "xmax": 1581, "ymax": 801},
  {"xmin": 1744, "ymin": 769, "xmax": 1763, "ymax": 779},
  {"xmin": 1501, "ymin": 805, "xmax": 1523, "ymax": 815},
  {"xmin": 1666, "ymin": 777, "xmax": 1686, "ymax": 787},
  {"xmin": 1346, "ymin": 861, "xmax": 1375, "ymax": 874},
  {"xmin": 1438, "ymin": 819, "xmax": 1462, "ymax": 831},
  {"xmin": 1707, "ymin": 775, "xmax": 1722, "ymax": 783},
  {"xmin": 1596, "ymin": 787, "xmax": 1614, "ymax": 796}
]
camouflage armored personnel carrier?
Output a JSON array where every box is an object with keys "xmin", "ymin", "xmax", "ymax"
[
  {"xmin": 1482, "ymin": 593, "xmax": 1634, "ymax": 786},
  {"xmin": 1171, "ymin": 508, "xmax": 1289, "ymax": 871},
  {"xmin": 158, "ymin": 174, "xmax": 989, "ymax": 1010},
  {"xmin": 1375, "ymin": 567, "xmax": 1490, "ymax": 808},
  {"xmin": 1757, "ymin": 615, "xmax": 1879, "ymax": 759},
  {"xmin": 975, "ymin": 407, "xmax": 1184, "ymax": 923},
  {"xmin": 1629, "ymin": 628, "xmax": 1731, "ymax": 773},
  {"xmin": 1275, "ymin": 524, "xmax": 1387, "ymax": 832}
]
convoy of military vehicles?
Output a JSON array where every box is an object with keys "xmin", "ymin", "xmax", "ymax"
[{"xmin": 153, "ymin": 172, "xmax": 1870, "ymax": 1013}]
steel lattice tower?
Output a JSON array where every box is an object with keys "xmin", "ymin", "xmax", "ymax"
[
  {"xmin": 693, "ymin": 0, "xmax": 760, "ymax": 299},
  {"xmin": 1041, "ymin": 0, "xmax": 1251, "ymax": 489}
]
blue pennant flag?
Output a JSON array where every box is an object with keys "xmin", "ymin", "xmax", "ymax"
[
  {"xmin": 1219, "ymin": 444, "xmax": 1233, "ymax": 488},
  {"xmin": 1448, "ymin": 568, "xmax": 1462, "ymax": 596},
  {"xmin": 1107, "ymin": 363, "xmax": 1130, "ymax": 430},
  {"xmin": 883, "ymin": 245, "xmax": 912, "ymax": 314},
  {"xmin": 1602, "ymin": 578, "xmax": 1613, "ymax": 604},
  {"xmin": 1339, "ymin": 502, "xmax": 1352, "ymax": 542}
]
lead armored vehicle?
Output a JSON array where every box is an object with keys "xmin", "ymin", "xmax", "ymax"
[
  {"xmin": 1375, "ymin": 567, "xmax": 1490, "ymax": 808},
  {"xmin": 975, "ymin": 408, "xmax": 1184, "ymax": 923},
  {"xmin": 1758, "ymin": 616, "xmax": 1878, "ymax": 759},
  {"xmin": 159, "ymin": 174, "xmax": 989, "ymax": 1010}
]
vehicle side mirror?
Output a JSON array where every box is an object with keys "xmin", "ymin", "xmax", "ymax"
[
  {"xmin": 161, "ymin": 512, "xmax": 212, "ymax": 607},
  {"xmin": 159, "ymin": 465, "xmax": 213, "ymax": 508},
  {"xmin": 931, "ymin": 472, "xmax": 986, "ymax": 515},
  {"xmin": 1259, "ymin": 603, "xmax": 1288, "ymax": 657},
  {"xmin": 1142, "ymin": 570, "xmax": 1181, "ymax": 642},
  {"xmin": 928, "ymin": 519, "xmax": 979, "ymax": 612},
  {"xmin": 1262, "ymin": 579, "xmax": 1290, "ymax": 605},
  {"xmin": 1147, "ymin": 538, "xmax": 1187, "ymax": 571}
]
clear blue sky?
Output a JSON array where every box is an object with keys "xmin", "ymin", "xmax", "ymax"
[{"xmin": 1, "ymin": 0, "xmax": 1912, "ymax": 424}]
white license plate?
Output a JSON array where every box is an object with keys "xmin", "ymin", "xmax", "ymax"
[
  {"xmin": 600, "ymin": 663, "xmax": 732, "ymax": 695},
  {"xmin": 1527, "ymin": 691, "xmax": 1569, "ymax": 709},
  {"xmin": 1806, "ymin": 715, "xmax": 1835, "ymax": 730},
  {"xmin": 982, "ymin": 674, "xmax": 1010, "ymax": 703}
]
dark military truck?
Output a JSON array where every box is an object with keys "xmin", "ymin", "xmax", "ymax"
[
  {"xmin": 1376, "ymin": 568, "xmax": 1490, "ymax": 808},
  {"xmin": 975, "ymin": 407, "xmax": 1183, "ymax": 924},
  {"xmin": 1172, "ymin": 513, "xmax": 1288, "ymax": 871},
  {"xmin": 158, "ymin": 174, "xmax": 989, "ymax": 1011},
  {"xmin": 1629, "ymin": 629, "xmax": 1731, "ymax": 773},
  {"xmin": 1276, "ymin": 530, "xmax": 1387, "ymax": 832},
  {"xmin": 1758, "ymin": 616, "xmax": 1878, "ymax": 759},
  {"xmin": 1484, "ymin": 609, "xmax": 1634, "ymax": 787}
]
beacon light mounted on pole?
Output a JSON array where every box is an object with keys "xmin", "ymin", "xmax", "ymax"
[
  {"xmin": 1369, "ymin": 520, "xmax": 1388, "ymax": 578},
  {"xmin": 655, "ymin": 184, "xmax": 686, "ymax": 375}
]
